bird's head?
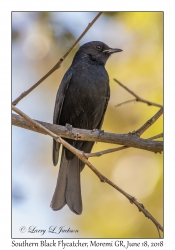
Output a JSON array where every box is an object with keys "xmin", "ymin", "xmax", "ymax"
[{"xmin": 73, "ymin": 41, "xmax": 122, "ymax": 65}]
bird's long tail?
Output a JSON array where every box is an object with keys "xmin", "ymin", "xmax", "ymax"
[{"xmin": 50, "ymin": 149, "xmax": 82, "ymax": 215}]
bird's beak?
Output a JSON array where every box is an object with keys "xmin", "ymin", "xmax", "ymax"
[{"xmin": 103, "ymin": 48, "xmax": 123, "ymax": 54}]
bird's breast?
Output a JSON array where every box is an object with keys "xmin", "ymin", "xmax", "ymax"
[{"xmin": 59, "ymin": 63, "xmax": 110, "ymax": 129}]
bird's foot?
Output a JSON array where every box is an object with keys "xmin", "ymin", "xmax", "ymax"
[
  {"xmin": 66, "ymin": 123, "xmax": 73, "ymax": 133},
  {"xmin": 74, "ymin": 133, "xmax": 81, "ymax": 140},
  {"xmin": 92, "ymin": 129, "xmax": 104, "ymax": 138},
  {"xmin": 98, "ymin": 129, "xmax": 104, "ymax": 138}
]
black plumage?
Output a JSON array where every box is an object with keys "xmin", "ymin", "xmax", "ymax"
[{"xmin": 51, "ymin": 41, "xmax": 122, "ymax": 214}]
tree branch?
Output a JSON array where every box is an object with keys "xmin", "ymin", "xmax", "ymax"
[
  {"xmin": 12, "ymin": 12, "xmax": 103, "ymax": 106},
  {"xmin": 12, "ymin": 113, "xmax": 163, "ymax": 153},
  {"xmin": 12, "ymin": 105, "xmax": 163, "ymax": 234},
  {"xmin": 84, "ymin": 135, "xmax": 163, "ymax": 158},
  {"xmin": 85, "ymin": 108, "xmax": 163, "ymax": 158},
  {"xmin": 115, "ymin": 99, "xmax": 136, "ymax": 107},
  {"xmin": 114, "ymin": 78, "xmax": 163, "ymax": 108},
  {"xmin": 134, "ymin": 107, "xmax": 163, "ymax": 136}
]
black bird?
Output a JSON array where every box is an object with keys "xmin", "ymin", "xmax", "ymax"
[{"xmin": 51, "ymin": 41, "xmax": 122, "ymax": 214}]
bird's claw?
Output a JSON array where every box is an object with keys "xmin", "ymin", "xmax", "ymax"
[
  {"xmin": 74, "ymin": 133, "xmax": 81, "ymax": 140},
  {"xmin": 98, "ymin": 129, "xmax": 104, "ymax": 138},
  {"xmin": 92, "ymin": 128, "xmax": 104, "ymax": 138},
  {"xmin": 66, "ymin": 123, "xmax": 73, "ymax": 133}
]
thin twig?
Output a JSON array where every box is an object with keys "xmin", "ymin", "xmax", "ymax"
[
  {"xmin": 12, "ymin": 12, "xmax": 103, "ymax": 106},
  {"xmin": 148, "ymin": 133, "xmax": 163, "ymax": 140},
  {"xmin": 114, "ymin": 78, "xmax": 163, "ymax": 108},
  {"xmin": 115, "ymin": 99, "xmax": 136, "ymax": 107},
  {"xmin": 135, "ymin": 107, "xmax": 163, "ymax": 136},
  {"xmin": 85, "ymin": 109, "xmax": 163, "ymax": 158},
  {"xmin": 85, "ymin": 134, "xmax": 163, "ymax": 158},
  {"xmin": 156, "ymin": 225, "xmax": 161, "ymax": 238},
  {"xmin": 12, "ymin": 105, "xmax": 163, "ymax": 234},
  {"xmin": 85, "ymin": 146, "xmax": 128, "ymax": 158}
]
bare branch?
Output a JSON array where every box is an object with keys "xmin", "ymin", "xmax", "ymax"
[
  {"xmin": 85, "ymin": 146, "xmax": 127, "ymax": 158},
  {"xmin": 84, "ymin": 134, "xmax": 163, "ymax": 158},
  {"xmin": 61, "ymin": 12, "xmax": 103, "ymax": 59},
  {"xmin": 12, "ymin": 105, "xmax": 163, "ymax": 233},
  {"xmin": 12, "ymin": 12, "xmax": 103, "ymax": 106},
  {"xmin": 85, "ymin": 108, "xmax": 163, "ymax": 158},
  {"xmin": 115, "ymin": 99, "xmax": 136, "ymax": 107},
  {"xmin": 156, "ymin": 225, "xmax": 161, "ymax": 238},
  {"xmin": 12, "ymin": 113, "xmax": 163, "ymax": 153},
  {"xmin": 135, "ymin": 107, "xmax": 163, "ymax": 136},
  {"xmin": 84, "ymin": 135, "xmax": 163, "ymax": 158},
  {"xmin": 148, "ymin": 133, "xmax": 163, "ymax": 140},
  {"xmin": 12, "ymin": 105, "xmax": 85, "ymax": 159},
  {"xmin": 114, "ymin": 78, "xmax": 163, "ymax": 108}
]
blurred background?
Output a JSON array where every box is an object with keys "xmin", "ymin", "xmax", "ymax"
[{"xmin": 12, "ymin": 12, "xmax": 163, "ymax": 238}]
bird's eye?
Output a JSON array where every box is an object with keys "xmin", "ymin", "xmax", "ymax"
[{"xmin": 96, "ymin": 45, "xmax": 102, "ymax": 50}]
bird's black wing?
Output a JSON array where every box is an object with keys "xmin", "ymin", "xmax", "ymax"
[
  {"xmin": 53, "ymin": 68, "xmax": 73, "ymax": 166},
  {"xmin": 97, "ymin": 87, "xmax": 110, "ymax": 130}
]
